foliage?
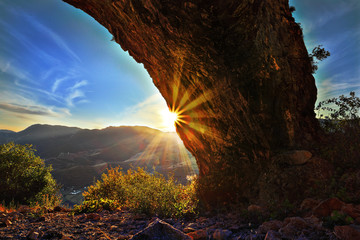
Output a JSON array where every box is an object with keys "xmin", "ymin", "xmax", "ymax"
[
  {"xmin": 0, "ymin": 142, "xmax": 61, "ymax": 207},
  {"xmin": 76, "ymin": 167, "xmax": 198, "ymax": 218},
  {"xmin": 267, "ymin": 198, "xmax": 296, "ymax": 221},
  {"xmin": 323, "ymin": 210, "xmax": 354, "ymax": 229},
  {"xmin": 310, "ymin": 45, "xmax": 330, "ymax": 73},
  {"xmin": 316, "ymin": 92, "xmax": 360, "ymax": 121},
  {"xmin": 74, "ymin": 198, "xmax": 119, "ymax": 213},
  {"xmin": 316, "ymin": 92, "xmax": 360, "ymax": 169},
  {"xmin": 289, "ymin": 6, "xmax": 296, "ymax": 13}
]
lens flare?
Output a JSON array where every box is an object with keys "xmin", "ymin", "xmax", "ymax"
[{"xmin": 161, "ymin": 109, "xmax": 179, "ymax": 132}]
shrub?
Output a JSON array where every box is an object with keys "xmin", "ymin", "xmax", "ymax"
[
  {"xmin": 74, "ymin": 198, "xmax": 119, "ymax": 213},
  {"xmin": 76, "ymin": 167, "xmax": 198, "ymax": 218},
  {"xmin": 0, "ymin": 142, "xmax": 61, "ymax": 207},
  {"xmin": 316, "ymin": 92, "xmax": 360, "ymax": 169}
]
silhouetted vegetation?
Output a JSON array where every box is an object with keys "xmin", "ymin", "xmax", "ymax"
[
  {"xmin": 310, "ymin": 45, "xmax": 330, "ymax": 73},
  {"xmin": 74, "ymin": 167, "xmax": 198, "ymax": 218},
  {"xmin": 0, "ymin": 142, "xmax": 61, "ymax": 207},
  {"xmin": 316, "ymin": 92, "xmax": 360, "ymax": 195}
]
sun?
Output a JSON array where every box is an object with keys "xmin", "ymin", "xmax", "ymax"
[{"xmin": 160, "ymin": 109, "xmax": 179, "ymax": 132}]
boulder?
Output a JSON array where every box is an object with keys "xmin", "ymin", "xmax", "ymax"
[
  {"xmin": 334, "ymin": 225, "xmax": 360, "ymax": 240},
  {"xmin": 187, "ymin": 229, "xmax": 208, "ymax": 240},
  {"xmin": 313, "ymin": 198, "xmax": 345, "ymax": 218},
  {"xmin": 130, "ymin": 218, "xmax": 191, "ymax": 240},
  {"xmin": 258, "ymin": 220, "xmax": 283, "ymax": 234},
  {"xmin": 62, "ymin": 0, "xmax": 320, "ymax": 205}
]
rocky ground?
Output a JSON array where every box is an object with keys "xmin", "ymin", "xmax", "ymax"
[{"xmin": 1, "ymin": 198, "xmax": 360, "ymax": 240}]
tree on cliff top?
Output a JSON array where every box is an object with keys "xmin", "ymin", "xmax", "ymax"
[
  {"xmin": 0, "ymin": 142, "xmax": 61, "ymax": 207},
  {"xmin": 310, "ymin": 45, "xmax": 330, "ymax": 73}
]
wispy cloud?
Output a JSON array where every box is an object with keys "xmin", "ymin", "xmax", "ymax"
[
  {"xmin": 0, "ymin": 58, "xmax": 33, "ymax": 83},
  {"xmin": 22, "ymin": 14, "xmax": 81, "ymax": 63},
  {"xmin": 66, "ymin": 89, "xmax": 84, "ymax": 107},
  {"xmin": 0, "ymin": 102, "xmax": 65, "ymax": 116},
  {"xmin": 5, "ymin": 8, "xmax": 81, "ymax": 64},
  {"xmin": 65, "ymin": 80, "xmax": 88, "ymax": 107},
  {"xmin": 317, "ymin": 75, "xmax": 360, "ymax": 101},
  {"xmin": 52, "ymin": 77, "xmax": 68, "ymax": 93},
  {"xmin": 0, "ymin": 88, "xmax": 71, "ymax": 116},
  {"xmin": 0, "ymin": 19, "xmax": 60, "ymax": 66},
  {"xmin": 69, "ymin": 80, "xmax": 88, "ymax": 91}
]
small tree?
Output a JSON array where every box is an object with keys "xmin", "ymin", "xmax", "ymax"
[
  {"xmin": 310, "ymin": 45, "xmax": 330, "ymax": 73},
  {"xmin": 0, "ymin": 142, "xmax": 61, "ymax": 207}
]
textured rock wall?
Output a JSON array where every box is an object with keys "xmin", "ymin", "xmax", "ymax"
[{"xmin": 62, "ymin": 0, "xmax": 320, "ymax": 204}]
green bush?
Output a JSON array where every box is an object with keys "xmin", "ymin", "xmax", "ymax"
[
  {"xmin": 0, "ymin": 142, "xmax": 61, "ymax": 207},
  {"xmin": 76, "ymin": 167, "xmax": 198, "ymax": 218}
]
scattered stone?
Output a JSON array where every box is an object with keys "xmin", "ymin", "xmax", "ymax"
[
  {"xmin": 43, "ymin": 230, "xmax": 63, "ymax": 239},
  {"xmin": 186, "ymin": 222, "xmax": 199, "ymax": 229},
  {"xmin": 283, "ymin": 217, "xmax": 308, "ymax": 230},
  {"xmin": 5, "ymin": 219, "xmax": 12, "ymax": 226},
  {"xmin": 86, "ymin": 213, "xmax": 101, "ymax": 221},
  {"xmin": 278, "ymin": 217, "xmax": 313, "ymax": 239},
  {"xmin": 130, "ymin": 218, "xmax": 191, "ymax": 240},
  {"xmin": 183, "ymin": 227, "xmax": 197, "ymax": 233},
  {"xmin": 53, "ymin": 206, "xmax": 66, "ymax": 212},
  {"xmin": 0, "ymin": 203, "xmax": 343, "ymax": 240},
  {"xmin": 313, "ymin": 198, "xmax": 345, "ymax": 217},
  {"xmin": 304, "ymin": 216, "xmax": 322, "ymax": 230},
  {"xmin": 212, "ymin": 229, "xmax": 232, "ymax": 240},
  {"xmin": 36, "ymin": 216, "xmax": 46, "ymax": 222},
  {"xmin": 187, "ymin": 229, "xmax": 207, "ymax": 240},
  {"xmin": 110, "ymin": 225, "xmax": 118, "ymax": 231},
  {"xmin": 27, "ymin": 230, "xmax": 40, "ymax": 240},
  {"xmin": 258, "ymin": 220, "xmax": 283, "ymax": 234},
  {"xmin": 18, "ymin": 205, "xmax": 32, "ymax": 214},
  {"xmin": 300, "ymin": 198, "xmax": 320, "ymax": 211},
  {"xmin": 334, "ymin": 225, "xmax": 360, "ymax": 240},
  {"xmin": 342, "ymin": 204, "xmax": 360, "ymax": 219},
  {"xmin": 118, "ymin": 235, "xmax": 129, "ymax": 240},
  {"xmin": 264, "ymin": 230, "xmax": 282, "ymax": 240},
  {"xmin": 247, "ymin": 205, "xmax": 262, "ymax": 212}
]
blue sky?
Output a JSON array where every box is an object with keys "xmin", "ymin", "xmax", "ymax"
[
  {"xmin": 0, "ymin": 0, "xmax": 359, "ymax": 131},
  {"xmin": 290, "ymin": 0, "xmax": 360, "ymax": 100}
]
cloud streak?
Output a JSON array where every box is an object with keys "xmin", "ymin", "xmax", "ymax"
[
  {"xmin": 65, "ymin": 80, "xmax": 88, "ymax": 107},
  {"xmin": 0, "ymin": 102, "xmax": 70, "ymax": 117},
  {"xmin": 52, "ymin": 77, "xmax": 68, "ymax": 93},
  {"xmin": 317, "ymin": 75, "xmax": 360, "ymax": 102},
  {"xmin": 3, "ymin": 7, "xmax": 81, "ymax": 64}
]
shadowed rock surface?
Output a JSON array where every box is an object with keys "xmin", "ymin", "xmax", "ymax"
[{"xmin": 61, "ymin": 0, "xmax": 320, "ymax": 205}]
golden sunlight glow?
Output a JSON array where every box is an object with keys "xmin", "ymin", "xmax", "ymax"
[{"xmin": 160, "ymin": 109, "xmax": 179, "ymax": 132}]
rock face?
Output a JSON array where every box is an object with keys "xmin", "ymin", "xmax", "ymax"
[{"xmin": 62, "ymin": 0, "xmax": 319, "ymax": 204}]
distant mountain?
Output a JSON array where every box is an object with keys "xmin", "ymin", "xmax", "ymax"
[
  {"xmin": 0, "ymin": 130, "xmax": 15, "ymax": 134},
  {"xmin": 0, "ymin": 124, "xmax": 198, "ymax": 206}
]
